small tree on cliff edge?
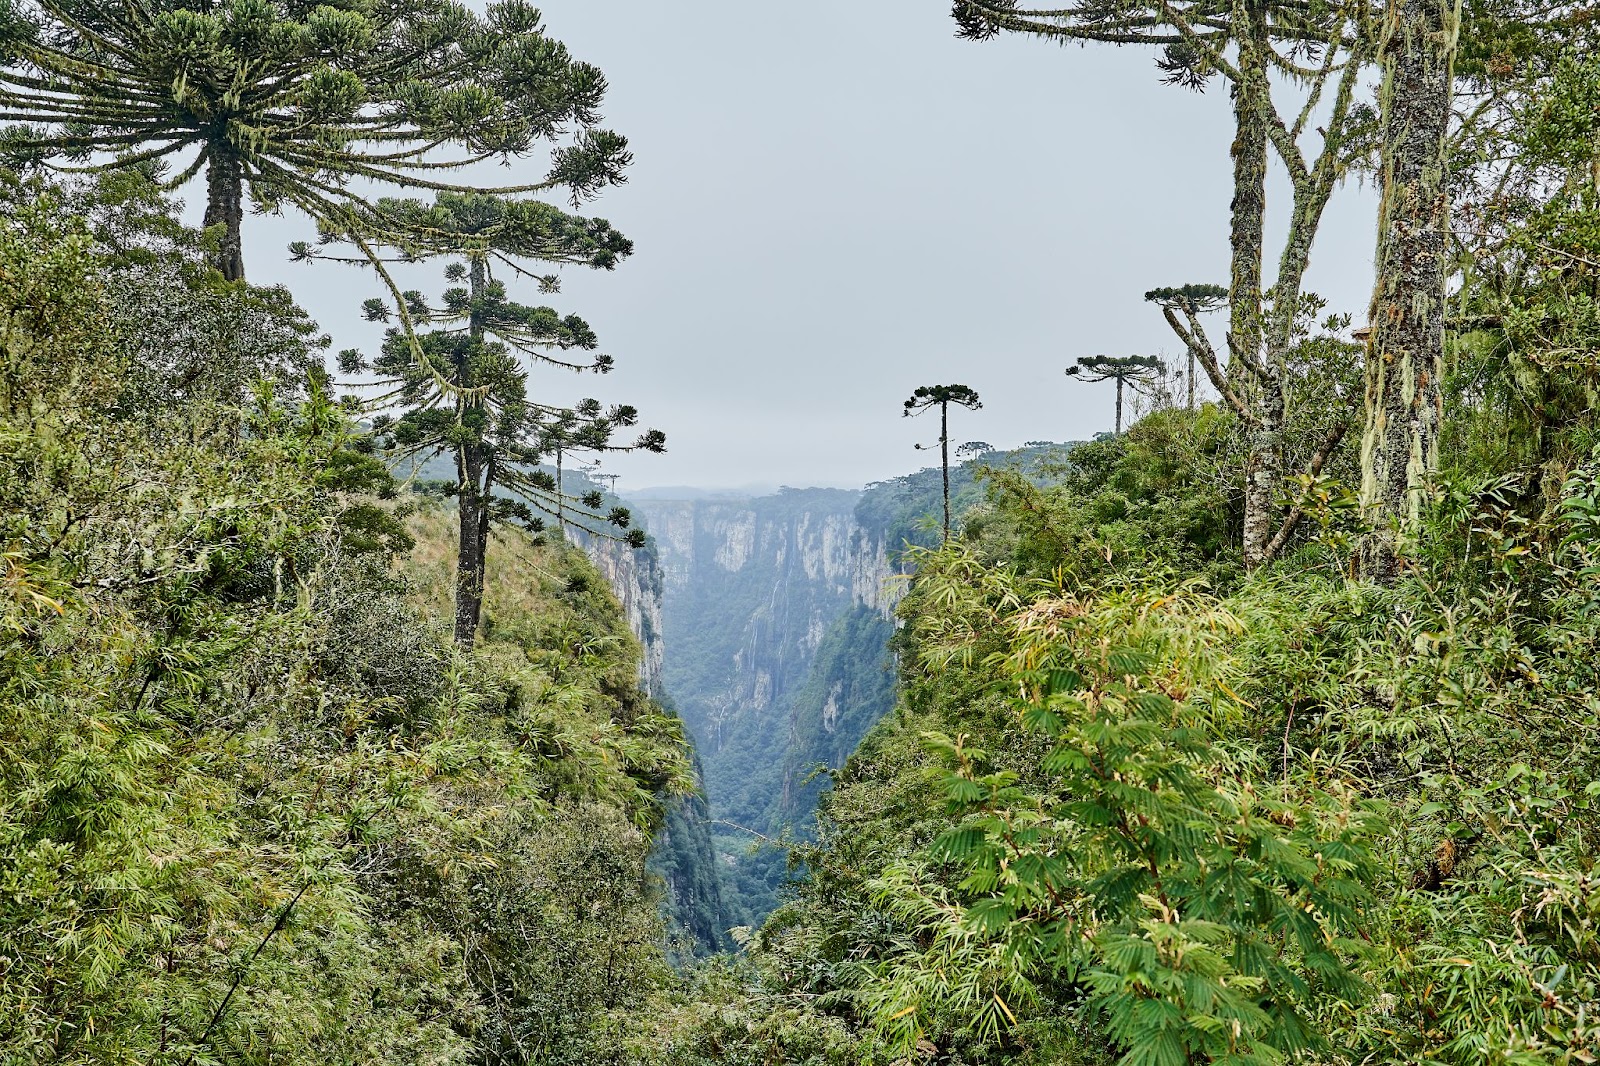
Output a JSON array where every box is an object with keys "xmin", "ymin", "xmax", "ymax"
[
  {"xmin": 903, "ymin": 384, "xmax": 982, "ymax": 543},
  {"xmin": 313, "ymin": 192, "xmax": 662, "ymax": 647},
  {"xmin": 1065, "ymin": 354, "xmax": 1165, "ymax": 435}
]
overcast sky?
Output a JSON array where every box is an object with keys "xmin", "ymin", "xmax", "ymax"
[{"xmin": 237, "ymin": 1, "xmax": 1380, "ymax": 492}]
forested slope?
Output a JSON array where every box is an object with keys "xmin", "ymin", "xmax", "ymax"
[
  {"xmin": 0, "ymin": 178, "xmax": 706, "ymax": 1064},
  {"xmin": 664, "ymin": 400, "xmax": 1600, "ymax": 1064},
  {"xmin": 9, "ymin": 0, "xmax": 1600, "ymax": 1060},
  {"xmin": 401, "ymin": 453, "xmax": 734, "ymax": 952}
]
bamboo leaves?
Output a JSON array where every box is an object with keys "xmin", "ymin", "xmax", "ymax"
[{"xmin": 860, "ymin": 564, "xmax": 1380, "ymax": 1064}]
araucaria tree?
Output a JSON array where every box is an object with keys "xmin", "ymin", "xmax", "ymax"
[
  {"xmin": 1144, "ymin": 284, "xmax": 1227, "ymax": 409},
  {"xmin": 0, "ymin": 0, "xmax": 629, "ymax": 280},
  {"xmin": 1065, "ymin": 354, "xmax": 1166, "ymax": 435},
  {"xmin": 323, "ymin": 192, "xmax": 663, "ymax": 646},
  {"xmin": 1358, "ymin": 0, "xmax": 1458, "ymax": 580},
  {"xmin": 954, "ymin": 0, "xmax": 1377, "ymax": 569},
  {"xmin": 903, "ymin": 384, "xmax": 982, "ymax": 542}
]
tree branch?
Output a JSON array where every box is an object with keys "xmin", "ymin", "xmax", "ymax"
[
  {"xmin": 1160, "ymin": 305, "xmax": 1257, "ymax": 424},
  {"xmin": 1260, "ymin": 421, "xmax": 1349, "ymax": 563}
]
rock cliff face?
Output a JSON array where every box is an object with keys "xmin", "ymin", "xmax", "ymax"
[
  {"xmin": 633, "ymin": 490, "xmax": 901, "ymax": 765},
  {"xmin": 627, "ymin": 488, "xmax": 905, "ymax": 919},
  {"xmin": 573, "ymin": 446, "xmax": 1073, "ymax": 925},
  {"xmin": 643, "ymin": 495, "xmax": 901, "ymax": 620},
  {"xmin": 568, "ymin": 529, "xmax": 666, "ymax": 698},
  {"xmin": 569, "ymin": 528, "xmax": 729, "ymax": 951}
]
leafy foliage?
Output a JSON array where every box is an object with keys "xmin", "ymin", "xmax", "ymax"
[{"xmin": 0, "ymin": 176, "xmax": 694, "ymax": 1066}]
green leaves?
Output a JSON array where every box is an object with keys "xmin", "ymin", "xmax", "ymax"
[
  {"xmin": 295, "ymin": 65, "xmax": 367, "ymax": 119},
  {"xmin": 1066, "ymin": 354, "xmax": 1167, "ymax": 386},
  {"xmin": 903, "ymin": 382, "xmax": 983, "ymax": 416},
  {"xmin": 857, "ymin": 569, "xmax": 1381, "ymax": 1064},
  {"xmin": 0, "ymin": 184, "xmax": 695, "ymax": 1066}
]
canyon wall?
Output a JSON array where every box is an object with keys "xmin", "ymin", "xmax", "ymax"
[{"xmin": 628, "ymin": 489, "xmax": 906, "ymax": 919}]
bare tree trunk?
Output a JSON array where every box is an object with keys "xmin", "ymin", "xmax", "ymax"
[
  {"xmin": 453, "ymin": 257, "xmax": 492, "ymax": 645},
  {"xmin": 1187, "ymin": 345, "xmax": 1196, "ymax": 410},
  {"xmin": 1226, "ymin": 1, "xmax": 1281, "ymax": 570},
  {"xmin": 454, "ymin": 445, "xmax": 488, "ymax": 647},
  {"xmin": 1231, "ymin": 66, "xmax": 1277, "ymax": 566},
  {"xmin": 1243, "ymin": 380, "xmax": 1285, "ymax": 569},
  {"xmin": 940, "ymin": 403, "xmax": 951, "ymax": 542},
  {"xmin": 203, "ymin": 148, "xmax": 245, "ymax": 282},
  {"xmin": 555, "ymin": 446, "xmax": 565, "ymax": 528},
  {"xmin": 1227, "ymin": 112, "xmax": 1267, "ymax": 389},
  {"xmin": 1114, "ymin": 377, "xmax": 1125, "ymax": 435},
  {"xmin": 1359, "ymin": 0, "xmax": 1456, "ymax": 582}
]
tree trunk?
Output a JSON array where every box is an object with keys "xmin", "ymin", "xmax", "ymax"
[
  {"xmin": 1243, "ymin": 377, "xmax": 1285, "ymax": 569},
  {"xmin": 555, "ymin": 446, "xmax": 565, "ymax": 527},
  {"xmin": 1359, "ymin": 0, "xmax": 1456, "ymax": 582},
  {"xmin": 203, "ymin": 148, "xmax": 245, "ymax": 282},
  {"xmin": 1226, "ymin": 11, "xmax": 1268, "ymax": 388},
  {"xmin": 940, "ymin": 403, "xmax": 951, "ymax": 542},
  {"xmin": 453, "ymin": 445, "xmax": 488, "ymax": 647},
  {"xmin": 1187, "ymin": 345, "xmax": 1196, "ymax": 411},
  {"xmin": 1229, "ymin": 5, "xmax": 1277, "ymax": 569},
  {"xmin": 452, "ymin": 257, "xmax": 492, "ymax": 646},
  {"xmin": 1114, "ymin": 377, "xmax": 1125, "ymax": 435}
]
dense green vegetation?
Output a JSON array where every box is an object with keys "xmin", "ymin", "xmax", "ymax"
[
  {"xmin": 672, "ymin": 395, "xmax": 1600, "ymax": 1062},
  {"xmin": 0, "ymin": 175, "xmax": 701, "ymax": 1064},
  {"xmin": 647, "ymin": 18, "xmax": 1600, "ymax": 1053},
  {"xmin": 7, "ymin": 0, "xmax": 1600, "ymax": 1061}
]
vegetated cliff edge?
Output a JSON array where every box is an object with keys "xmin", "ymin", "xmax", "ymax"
[
  {"xmin": 570, "ymin": 526, "xmax": 666, "ymax": 698},
  {"xmin": 570, "ymin": 525, "xmax": 732, "ymax": 953},
  {"xmin": 402, "ymin": 455, "xmax": 731, "ymax": 951}
]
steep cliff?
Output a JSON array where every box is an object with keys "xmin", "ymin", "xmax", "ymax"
[
  {"xmin": 627, "ymin": 444, "xmax": 1078, "ymax": 921},
  {"xmin": 569, "ymin": 528, "xmax": 666, "ymax": 698},
  {"xmin": 628, "ymin": 488, "xmax": 905, "ymax": 919},
  {"xmin": 568, "ymin": 526, "xmax": 733, "ymax": 952},
  {"xmin": 404, "ymin": 454, "xmax": 732, "ymax": 950}
]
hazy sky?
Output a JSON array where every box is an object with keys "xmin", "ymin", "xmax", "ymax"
[{"xmin": 238, "ymin": 1, "xmax": 1380, "ymax": 492}]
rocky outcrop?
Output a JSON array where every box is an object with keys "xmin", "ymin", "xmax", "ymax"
[
  {"xmin": 568, "ymin": 530, "xmax": 666, "ymax": 698},
  {"xmin": 640, "ymin": 495, "xmax": 899, "ymax": 622},
  {"xmin": 630, "ymin": 490, "xmax": 902, "ymax": 776},
  {"xmin": 614, "ymin": 488, "xmax": 906, "ymax": 922},
  {"xmin": 576, "ymin": 445, "xmax": 1072, "ymax": 924}
]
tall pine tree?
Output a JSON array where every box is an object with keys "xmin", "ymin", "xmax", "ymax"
[
  {"xmin": 1065, "ymin": 354, "xmax": 1167, "ymax": 435},
  {"xmin": 904, "ymin": 384, "xmax": 982, "ymax": 543},
  {"xmin": 314, "ymin": 192, "xmax": 661, "ymax": 645}
]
